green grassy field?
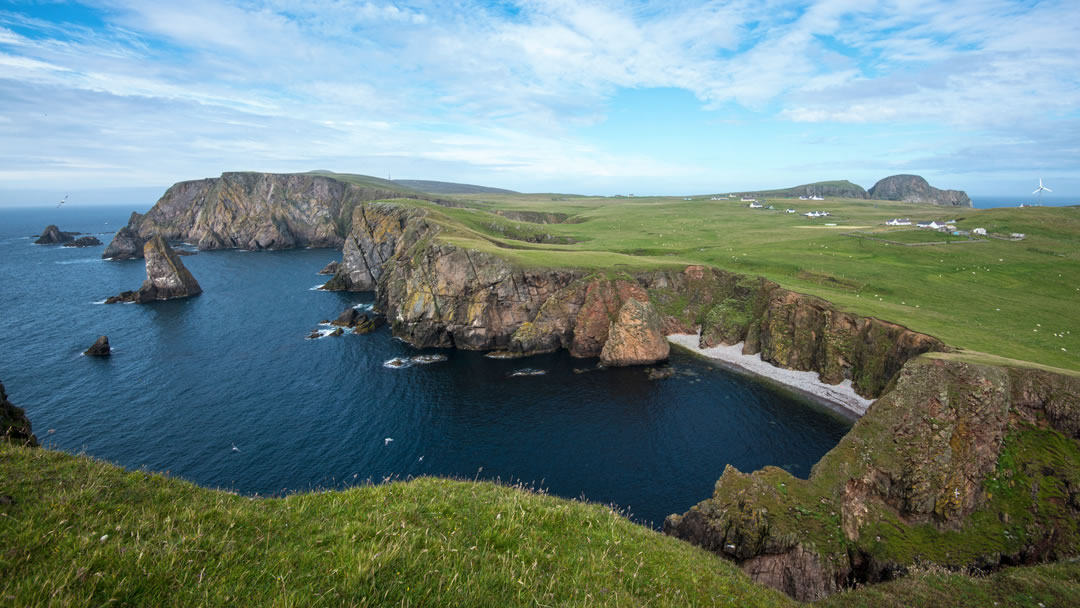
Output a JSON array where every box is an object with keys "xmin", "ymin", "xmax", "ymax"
[
  {"xmin": 397, "ymin": 194, "xmax": 1079, "ymax": 371},
  {"xmin": 6, "ymin": 442, "xmax": 1080, "ymax": 607}
]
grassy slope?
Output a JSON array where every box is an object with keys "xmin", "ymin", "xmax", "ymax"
[
  {"xmin": 0, "ymin": 442, "xmax": 787, "ymax": 607},
  {"xmin": 393, "ymin": 194, "xmax": 1079, "ymax": 371},
  {"xmin": 5, "ymin": 444, "xmax": 1080, "ymax": 607}
]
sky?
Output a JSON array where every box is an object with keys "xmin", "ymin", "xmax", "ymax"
[{"xmin": 1, "ymin": 0, "xmax": 1078, "ymax": 205}]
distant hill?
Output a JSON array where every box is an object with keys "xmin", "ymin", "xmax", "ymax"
[
  {"xmin": 304, "ymin": 170, "xmax": 426, "ymax": 194},
  {"xmin": 736, "ymin": 180, "xmax": 869, "ymax": 199},
  {"xmin": 868, "ymin": 174, "xmax": 972, "ymax": 207},
  {"xmin": 392, "ymin": 180, "xmax": 519, "ymax": 195}
]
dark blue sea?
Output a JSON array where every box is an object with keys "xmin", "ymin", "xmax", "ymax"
[{"xmin": 0, "ymin": 205, "xmax": 851, "ymax": 527}]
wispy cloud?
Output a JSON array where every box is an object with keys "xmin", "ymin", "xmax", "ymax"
[{"xmin": 0, "ymin": 1, "xmax": 1077, "ymax": 193}]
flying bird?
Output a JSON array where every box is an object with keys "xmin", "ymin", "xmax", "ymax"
[
  {"xmin": 384, "ymin": 437, "xmax": 393, "ymax": 445},
  {"xmin": 57, "ymin": 195, "xmax": 68, "ymax": 208},
  {"xmin": 231, "ymin": 444, "xmax": 241, "ymax": 453}
]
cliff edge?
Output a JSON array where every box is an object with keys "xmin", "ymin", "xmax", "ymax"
[{"xmin": 869, "ymin": 175, "xmax": 971, "ymax": 207}]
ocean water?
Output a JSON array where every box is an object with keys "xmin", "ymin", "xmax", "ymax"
[
  {"xmin": 1, "ymin": 205, "xmax": 851, "ymax": 527},
  {"xmin": 971, "ymin": 195, "xmax": 1079, "ymax": 208}
]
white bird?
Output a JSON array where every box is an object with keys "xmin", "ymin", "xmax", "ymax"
[
  {"xmin": 418, "ymin": 455, "xmax": 424, "ymax": 462},
  {"xmin": 231, "ymin": 444, "xmax": 241, "ymax": 452},
  {"xmin": 384, "ymin": 437, "xmax": 393, "ymax": 445},
  {"xmin": 56, "ymin": 195, "xmax": 68, "ymax": 208}
]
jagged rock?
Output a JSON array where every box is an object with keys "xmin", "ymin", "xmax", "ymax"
[
  {"xmin": 108, "ymin": 237, "xmax": 202, "ymax": 303},
  {"xmin": 331, "ymin": 307, "xmax": 362, "ymax": 327},
  {"xmin": 83, "ymin": 335, "xmax": 111, "ymax": 356},
  {"xmin": 102, "ymin": 214, "xmax": 146, "ymax": 259},
  {"xmin": 600, "ymin": 298, "xmax": 670, "ymax": 366},
  {"xmin": 868, "ymin": 174, "xmax": 971, "ymax": 207},
  {"xmin": 328, "ymin": 327, "xmax": 344, "ymax": 336},
  {"xmin": 134, "ymin": 237, "xmax": 202, "ymax": 302},
  {"xmin": 1, "ymin": 381, "xmax": 38, "ymax": 447},
  {"xmin": 353, "ymin": 315, "xmax": 386, "ymax": 335},
  {"xmin": 62, "ymin": 236, "xmax": 103, "ymax": 248},
  {"xmin": 34, "ymin": 225, "xmax": 75, "ymax": 244},
  {"xmin": 317, "ymin": 261, "xmax": 340, "ymax": 275},
  {"xmin": 105, "ymin": 291, "xmax": 137, "ymax": 304}
]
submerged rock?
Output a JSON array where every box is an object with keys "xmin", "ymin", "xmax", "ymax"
[
  {"xmin": 1, "ymin": 381, "xmax": 38, "ymax": 447},
  {"xmin": 104, "ymin": 291, "xmax": 137, "ymax": 304},
  {"xmin": 34, "ymin": 225, "xmax": 75, "ymax": 245},
  {"xmin": 63, "ymin": 236, "xmax": 103, "ymax": 248},
  {"xmin": 646, "ymin": 367, "xmax": 676, "ymax": 380},
  {"xmin": 410, "ymin": 354, "xmax": 448, "ymax": 364},
  {"xmin": 83, "ymin": 336, "xmax": 111, "ymax": 357}
]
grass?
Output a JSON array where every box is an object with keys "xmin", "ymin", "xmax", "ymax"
[
  {"xmin": 379, "ymin": 193, "xmax": 1079, "ymax": 371},
  {"xmin": 0, "ymin": 442, "xmax": 789, "ymax": 607}
]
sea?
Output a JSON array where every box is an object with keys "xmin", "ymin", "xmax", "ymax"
[{"xmin": 1, "ymin": 205, "xmax": 851, "ymax": 528}]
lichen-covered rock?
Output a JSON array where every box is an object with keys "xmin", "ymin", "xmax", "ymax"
[
  {"xmin": 34, "ymin": 225, "xmax": 75, "ymax": 245},
  {"xmin": 83, "ymin": 335, "xmax": 111, "ymax": 356},
  {"xmin": 62, "ymin": 236, "xmax": 103, "ymax": 248},
  {"xmin": 1, "ymin": 381, "xmax": 37, "ymax": 447},
  {"xmin": 664, "ymin": 355, "xmax": 1080, "ymax": 600},
  {"xmin": 599, "ymin": 298, "xmax": 669, "ymax": 366},
  {"xmin": 569, "ymin": 279, "xmax": 647, "ymax": 358}
]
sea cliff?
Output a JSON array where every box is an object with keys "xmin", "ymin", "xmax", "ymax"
[
  {"xmin": 103, "ymin": 172, "xmax": 436, "ymax": 259},
  {"xmin": 663, "ymin": 354, "xmax": 1080, "ymax": 600}
]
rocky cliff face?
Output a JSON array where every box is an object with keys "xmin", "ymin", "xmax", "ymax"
[
  {"xmin": 102, "ymin": 213, "xmax": 146, "ymax": 260},
  {"xmin": 1, "ymin": 382, "xmax": 37, "ymax": 447},
  {"xmin": 664, "ymin": 355, "xmax": 1080, "ymax": 600},
  {"xmin": 102, "ymin": 172, "xmax": 435, "ymax": 259},
  {"xmin": 868, "ymin": 174, "xmax": 972, "ymax": 207}
]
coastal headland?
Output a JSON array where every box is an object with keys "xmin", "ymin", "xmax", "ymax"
[{"xmin": 34, "ymin": 170, "xmax": 1078, "ymax": 600}]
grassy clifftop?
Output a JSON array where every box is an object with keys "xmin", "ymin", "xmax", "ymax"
[
  {"xmin": 4, "ymin": 442, "xmax": 1080, "ymax": 606},
  {"xmin": 0, "ymin": 442, "xmax": 787, "ymax": 607}
]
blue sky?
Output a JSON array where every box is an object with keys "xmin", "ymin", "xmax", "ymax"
[{"xmin": 1, "ymin": 0, "xmax": 1078, "ymax": 205}]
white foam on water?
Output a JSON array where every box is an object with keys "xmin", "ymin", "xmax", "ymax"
[
  {"xmin": 383, "ymin": 357, "xmax": 413, "ymax": 369},
  {"xmin": 410, "ymin": 354, "xmax": 448, "ymax": 365},
  {"xmin": 508, "ymin": 368, "xmax": 547, "ymax": 377},
  {"xmin": 309, "ymin": 283, "xmax": 327, "ymax": 291},
  {"xmin": 352, "ymin": 303, "xmax": 374, "ymax": 311},
  {"xmin": 90, "ymin": 299, "xmax": 107, "ymax": 305}
]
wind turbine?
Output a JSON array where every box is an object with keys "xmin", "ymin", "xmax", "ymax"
[{"xmin": 1033, "ymin": 178, "xmax": 1051, "ymax": 205}]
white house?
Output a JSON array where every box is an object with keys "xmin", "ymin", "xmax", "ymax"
[
  {"xmin": 786, "ymin": 208, "xmax": 797, "ymax": 213},
  {"xmin": 810, "ymin": 195, "xmax": 824, "ymax": 201},
  {"xmin": 749, "ymin": 202, "xmax": 764, "ymax": 209},
  {"xmin": 886, "ymin": 218, "xmax": 912, "ymax": 226},
  {"xmin": 804, "ymin": 211, "xmax": 821, "ymax": 218},
  {"xmin": 973, "ymin": 227, "xmax": 987, "ymax": 235},
  {"xmin": 1011, "ymin": 233, "xmax": 1026, "ymax": 239},
  {"xmin": 741, "ymin": 197, "xmax": 757, "ymax": 202}
]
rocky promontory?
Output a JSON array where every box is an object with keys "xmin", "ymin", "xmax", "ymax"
[
  {"xmin": 107, "ymin": 236, "xmax": 202, "ymax": 303},
  {"xmin": 868, "ymin": 174, "xmax": 972, "ymax": 207},
  {"xmin": 83, "ymin": 335, "xmax": 111, "ymax": 356},
  {"xmin": 102, "ymin": 172, "xmax": 438, "ymax": 259},
  {"xmin": 1, "ymin": 381, "xmax": 37, "ymax": 447},
  {"xmin": 664, "ymin": 354, "xmax": 1080, "ymax": 601},
  {"xmin": 34, "ymin": 225, "xmax": 76, "ymax": 245}
]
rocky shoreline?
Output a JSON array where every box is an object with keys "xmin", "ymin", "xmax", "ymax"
[{"xmin": 666, "ymin": 333, "xmax": 873, "ymax": 417}]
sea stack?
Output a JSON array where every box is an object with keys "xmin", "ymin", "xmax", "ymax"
[
  {"xmin": 136, "ymin": 236, "xmax": 202, "ymax": 301},
  {"xmin": 102, "ymin": 213, "xmax": 146, "ymax": 259},
  {"xmin": 1, "ymin": 381, "xmax": 38, "ymax": 447},
  {"xmin": 107, "ymin": 236, "xmax": 202, "ymax": 303},
  {"xmin": 83, "ymin": 336, "xmax": 111, "ymax": 356},
  {"xmin": 34, "ymin": 225, "xmax": 75, "ymax": 245}
]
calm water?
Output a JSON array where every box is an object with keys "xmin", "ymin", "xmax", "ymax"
[{"xmin": 0, "ymin": 205, "xmax": 851, "ymax": 527}]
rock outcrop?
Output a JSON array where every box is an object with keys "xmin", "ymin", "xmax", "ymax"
[
  {"xmin": 328, "ymin": 307, "xmax": 386, "ymax": 334},
  {"xmin": 102, "ymin": 214, "xmax": 146, "ymax": 259},
  {"xmin": 664, "ymin": 355, "xmax": 1080, "ymax": 600},
  {"xmin": 599, "ymin": 298, "xmax": 670, "ymax": 366},
  {"xmin": 63, "ymin": 236, "xmax": 103, "ymax": 248},
  {"xmin": 107, "ymin": 237, "xmax": 202, "ymax": 303},
  {"xmin": 83, "ymin": 335, "xmax": 111, "ymax": 356},
  {"xmin": 868, "ymin": 174, "xmax": 972, "ymax": 207},
  {"xmin": 103, "ymin": 172, "xmax": 437, "ymax": 259},
  {"xmin": 34, "ymin": 225, "xmax": 75, "ymax": 244},
  {"xmin": 317, "ymin": 261, "xmax": 340, "ymax": 275},
  {"xmin": 1, "ymin": 382, "xmax": 37, "ymax": 447}
]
